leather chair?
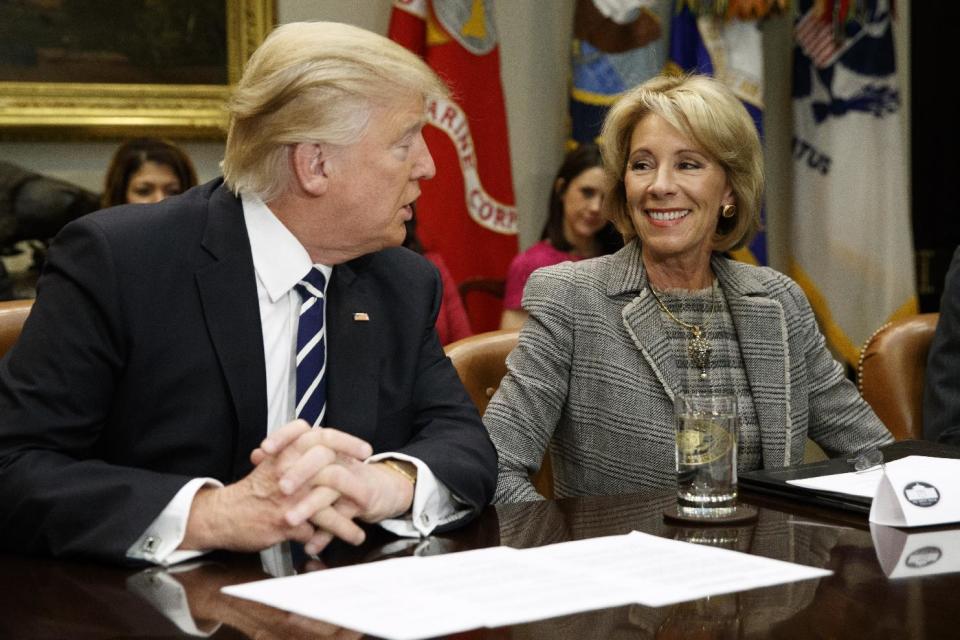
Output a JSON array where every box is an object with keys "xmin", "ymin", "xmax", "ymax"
[
  {"xmin": 444, "ymin": 329, "xmax": 554, "ymax": 498},
  {"xmin": 444, "ymin": 329, "xmax": 517, "ymax": 415},
  {"xmin": 0, "ymin": 299, "xmax": 33, "ymax": 357},
  {"xmin": 857, "ymin": 313, "xmax": 939, "ymax": 441}
]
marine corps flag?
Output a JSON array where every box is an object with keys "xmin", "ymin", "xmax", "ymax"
[
  {"xmin": 389, "ymin": 0, "xmax": 518, "ymax": 332},
  {"xmin": 791, "ymin": 0, "xmax": 917, "ymax": 366}
]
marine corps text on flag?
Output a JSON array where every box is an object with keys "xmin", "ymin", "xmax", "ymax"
[{"xmin": 390, "ymin": 0, "xmax": 518, "ymax": 332}]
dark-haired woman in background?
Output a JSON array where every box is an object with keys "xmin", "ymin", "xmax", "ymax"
[
  {"xmin": 102, "ymin": 138, "xmax": 198, "ymax": 208},
  {"xmin": 500, "ymin": 143, "xmax": 623, "ymax": 329}
]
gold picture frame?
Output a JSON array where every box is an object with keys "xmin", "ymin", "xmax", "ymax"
[{"xmin": 0, "ymin": 0, "xmax": 275, "ymax": 140}]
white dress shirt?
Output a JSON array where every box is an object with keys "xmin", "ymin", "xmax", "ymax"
[{"xmin": 127, "ymin": 193, "xmax": 464, "ymax": 565}]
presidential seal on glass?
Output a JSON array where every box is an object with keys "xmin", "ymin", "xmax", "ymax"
[{"xmin": 674, "ymin": 394, "xmax": 738, "ymax": 518}]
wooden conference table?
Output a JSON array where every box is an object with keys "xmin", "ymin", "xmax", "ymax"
[{"xmin": 1, "ymin": 487, "xmax": 956, "ymax": 639}]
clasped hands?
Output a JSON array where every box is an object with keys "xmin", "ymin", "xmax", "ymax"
[{"xmin": 183, "ymin": 420, "xmax": 415, "ymax": 556}]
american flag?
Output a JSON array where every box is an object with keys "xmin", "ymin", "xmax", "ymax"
[{"xmin": 795, "ymin": 10, "xmax": 841, "ymax": 68}]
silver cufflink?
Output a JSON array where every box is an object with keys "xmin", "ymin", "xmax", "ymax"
[{"xmin": 142, "ymin": 536, "xmax": 158, "ymax": 553}]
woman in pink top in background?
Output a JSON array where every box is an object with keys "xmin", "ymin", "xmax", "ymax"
[{"xmin": 500, "ymin": 144, "xmax": 623, "ymax": 329}]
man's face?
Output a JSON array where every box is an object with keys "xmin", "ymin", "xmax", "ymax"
[{"xmin": 319, "ymin": 95, "xmax": 436, "ymax": 259}]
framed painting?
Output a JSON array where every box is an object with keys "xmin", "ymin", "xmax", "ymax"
[{"xmin": 0, "ymin": 0, "xmax": 275, "ymax": 139}]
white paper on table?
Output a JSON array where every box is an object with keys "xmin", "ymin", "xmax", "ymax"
[
  {"xmin": 223, "ymin": 547, "xmax": 502, "ymax": 640},
  {"xmin": 519, "ymin": 532, "xmax": 831, "ymax": 608},
  {"xmin": 870, "ymin": 522, "xmax": 960, "ymax": 578},
  {"xmin": 223, "ymin": 544, "xmax": 629, "ymax": 638},
  {"xmin": 223, "ymin": 532, "xmax": 831, "ymax": 640},
  {"xmin": 869, "ymin": 456, "xmax": 960, "ymax": 528},
  {"xmin": 415, "ymin": 544, "xmax": 630, "ymax": 627},
  {"xmin": 786, "ymin": 466, "xmax": 883, "ymax": 498}
]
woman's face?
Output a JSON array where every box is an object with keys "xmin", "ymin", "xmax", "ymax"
[
  {"xmin": 125, "ymin": 161, "xmax": 182, "ymax": 204},
  {"xmin": 560, "ymin": 166, "xmax": 607, "ymax": 245},
  {"xmin": 623, "ymin": 113, "xmax": 732, "ymax": 267}
]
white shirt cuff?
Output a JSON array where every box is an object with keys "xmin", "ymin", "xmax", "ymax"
[
  {"xmin": 366, "ymin": 452, "xmax": 470, "ymax": 537},
  {"xmin": 126, "ymin": 478, "xmax": 223, "ymax": 566}
]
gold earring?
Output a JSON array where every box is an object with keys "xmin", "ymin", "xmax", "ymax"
[{"xmin": 721, "ymin": 204, "xmax": 736, "ymax": 218}]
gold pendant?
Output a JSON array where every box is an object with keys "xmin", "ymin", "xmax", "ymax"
[{"xmin": 688, "ymin": 327, "xmax": 711, "ymax": 371}]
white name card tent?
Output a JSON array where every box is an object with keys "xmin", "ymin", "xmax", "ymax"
[{"xmin": 869, "ymin": 456, "xmax": 960, "ymax": 528}]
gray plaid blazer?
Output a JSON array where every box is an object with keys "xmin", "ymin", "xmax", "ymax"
[{"xmin": 486, "ymin": 241, "xmax": 893, "ymax": 503}]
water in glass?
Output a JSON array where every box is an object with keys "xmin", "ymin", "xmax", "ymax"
[{"xmin": 675, "ymin": 395, "xmax": 738, "ymax": 518}]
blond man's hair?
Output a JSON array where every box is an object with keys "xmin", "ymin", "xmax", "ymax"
[{"xmin": 222, "ymin": 21, "xmax": 448, "ymax": 202}]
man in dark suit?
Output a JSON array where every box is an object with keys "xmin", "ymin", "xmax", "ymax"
[
  {"xmin": 925, "ymin": 245, "xmax": 960, "ymax": 446},
  {"xmin": 0, "ymin": 22, "xmax": 497, "ymax": 565}
]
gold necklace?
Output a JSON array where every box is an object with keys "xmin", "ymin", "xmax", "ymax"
[{"xmin": 648, "ymin": 282, "xmax": 717, "ymax": 378}]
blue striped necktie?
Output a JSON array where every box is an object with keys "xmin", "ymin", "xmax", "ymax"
[{"xmin": 294, "ymin": 267, "xmax": 327, "ymax": 427}]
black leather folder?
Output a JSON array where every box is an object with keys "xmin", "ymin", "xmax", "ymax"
[{"xmin": 739, "ymin": 440, "xmax": 960, "ymax": 514}]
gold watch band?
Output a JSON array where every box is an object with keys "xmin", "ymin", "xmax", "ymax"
[{"xmin": 381, "ymin": 459, "xmax": 418, "ymax": 485}]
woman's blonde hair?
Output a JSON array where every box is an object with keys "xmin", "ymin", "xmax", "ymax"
[
  {"xmin": 222, "ymin": 22, "xmax": 448, "ymax": 202},
  {"xmin": 599, "ymin": 74, "xmax": 764, "ymax": 251}
]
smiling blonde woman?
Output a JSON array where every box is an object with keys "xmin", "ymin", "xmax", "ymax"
[{"xmin": 485, "ymin": 74, "xmax": 893, "ymax": 504}]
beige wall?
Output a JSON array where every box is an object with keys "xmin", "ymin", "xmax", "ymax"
[{"xmin": 0, "ymin": 0, "xmax": 911, "ymax": 265}]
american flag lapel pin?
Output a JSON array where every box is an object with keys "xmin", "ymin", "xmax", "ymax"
[{"xmin": 353, "ymin": 312, "xmax": 370, "ymax": 322}]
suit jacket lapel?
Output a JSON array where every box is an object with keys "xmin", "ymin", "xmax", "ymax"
[
  {"xmin": 714, "ymin": 258, "xmax": 792, "ymax": 468},
  {"xmin": 325, "ymin": 256, "xmax": 379, "ymax": 443},
  {"xmin": 613, "ymin": 248, "xmax": 794, "ymax": 467},
  {"xmin": 610, "ymin": 242, "xmax": 682, "ymax": 403},
  {"xmin": 195, "ymin": 185, "xmax": 268, "ymax": 480}
]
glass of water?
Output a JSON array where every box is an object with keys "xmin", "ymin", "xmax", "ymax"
[{"xmin": 674, "ymin": 394, "xmax": 738, "ymax": 518}]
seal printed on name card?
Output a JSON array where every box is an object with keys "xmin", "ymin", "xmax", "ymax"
[{"xmin": 903, "ymin": 481, "xmax": 940, "ymax": 508}]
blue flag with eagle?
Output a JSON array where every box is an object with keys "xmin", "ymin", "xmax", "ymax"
[
  {"xmin": 569, "ymin": 0, "xmax": 670, "ymax": 146},
  {"xmin": 790, "ymin": 0, "xmax": 916, "ymax": 367}
]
